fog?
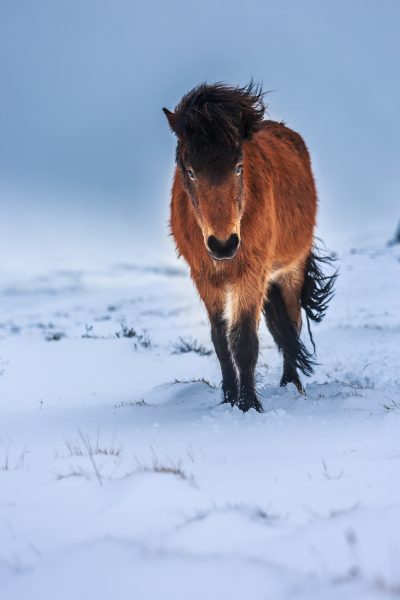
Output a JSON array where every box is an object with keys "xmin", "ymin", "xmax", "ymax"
[{"xmin": 1, "ymin": 0, "xmax": 399, "ymax": 273}]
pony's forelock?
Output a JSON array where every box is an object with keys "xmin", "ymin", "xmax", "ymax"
[{"xmin": 172, "ymin": 82, "xmax": 266, "ymax": 178}]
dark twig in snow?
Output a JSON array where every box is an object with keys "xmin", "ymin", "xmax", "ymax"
[
  {"xmin": 171, "ymin": 377, "xmax": 217, "ymax": 389},
  {"xmin": 322, "ymin": 459, "xmax": 343, "ymax": 481},
  {"xmin": 78, "ymin": 430, "xmax": 103, "ymax": 486}
]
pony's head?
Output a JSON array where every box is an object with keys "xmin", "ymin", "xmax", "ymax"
[{"xmin": 163, "ymin": 82, "xmax": 265, "ymax": 261}]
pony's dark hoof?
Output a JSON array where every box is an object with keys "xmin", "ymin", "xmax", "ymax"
[
  {"xmin": 221, "ymin": 389, "xmax": 239, "ymax": 406},
  {"xmin": 237, "ymin": 397, "xmax": 264, "ymax": 413},
  {"xmin": 280, "ymin": 374, "xmax": 306, "ymax": 396}
]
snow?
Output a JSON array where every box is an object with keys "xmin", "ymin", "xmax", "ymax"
[{"xmin": 1, "ymin": 243, "xmax": 400, "ymax": 599}]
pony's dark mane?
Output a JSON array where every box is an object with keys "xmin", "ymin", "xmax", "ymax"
[{"xmin": 172, "ymin": 82, "xmax": 266, "ymax": 179}]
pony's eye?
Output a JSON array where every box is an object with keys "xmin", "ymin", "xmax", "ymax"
[
  {"xmin": 235, "ymin": 164, "xmax": 243, "ymax": 176},
  {"xmin": 186, "ymin": 168, "xmax": 195, "ymax": 180}
]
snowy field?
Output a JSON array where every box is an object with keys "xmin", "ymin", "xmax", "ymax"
[{"xmin": 1, "ymin": 242, "xmax": 400, "ymax": 600}]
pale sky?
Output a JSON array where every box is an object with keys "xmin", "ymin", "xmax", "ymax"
[{"xmin": 0, "ymin": 0, "xmax": 399, "ymax": 272}]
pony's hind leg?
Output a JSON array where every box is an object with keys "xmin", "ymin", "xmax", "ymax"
[{"xmin": 264, "ymin": 263, "xmax": 314, "ymax": 394}]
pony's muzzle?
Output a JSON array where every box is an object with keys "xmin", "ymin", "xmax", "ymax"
[{"xmin": 207, "ymin": 233, "xmax": 240, "ymax": 260}]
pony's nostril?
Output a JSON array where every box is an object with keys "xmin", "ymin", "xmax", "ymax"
[
  {"xmin": 228, "ymin": 233, "xmax": 239, "ymax": 251},
  {"xmin": 207, "ymin": 235, "xmax": 219, "ymax": 253},
  {"xmin": 207, "ymin": 234, "xmax": 240, "ymax": 258}
]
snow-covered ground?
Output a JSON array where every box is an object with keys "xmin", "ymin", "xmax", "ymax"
[{"xmin": 1, "ymin": 242, "xmax": 399, "ymax": 600}]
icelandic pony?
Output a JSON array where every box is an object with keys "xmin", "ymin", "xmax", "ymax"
[{"xmin": 163, "ymin": 82, "xmax": 335, "ymax": 412}]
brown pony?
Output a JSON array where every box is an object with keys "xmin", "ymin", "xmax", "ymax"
[{"xmin": 163, "ymin": 82, "xmax": 336, "ymax": 412}]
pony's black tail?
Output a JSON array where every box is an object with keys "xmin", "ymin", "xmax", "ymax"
[
  {"xmin": 264, "ymin": 246, "xmax": 337, "ymax": 377},
  {"xmin": 301, "ymin": 248, "xmax": 338, "ymax": 352}
]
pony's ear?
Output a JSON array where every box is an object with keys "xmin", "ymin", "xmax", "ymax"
[
  {"xmin": 241, "ymin": 111, "xmax": 262, "ymax": 140},
  {"xmin": 163, "ymin": 108, "xmax": 179, "ymax": 134},
  {"xmin": 239, "ymin": 82, "xmax": 266, "ymax": 140}
]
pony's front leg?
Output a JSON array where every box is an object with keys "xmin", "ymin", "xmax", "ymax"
[
  {"xmin": 229, "ymin": 309, "xmax": 263, "ymax": 412},
  {"xmin": 210, "ymin": 313, "xmax": 239, "ymax": 405},
  {"xmin": 194, "ymin": 278, "xmax": 239, "ymax": 405}
]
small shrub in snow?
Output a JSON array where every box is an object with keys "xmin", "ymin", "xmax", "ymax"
[
  {"xmin": 131, "ymin": 455, "xmax": 195, "ymax": 485},
  {"xmin": 64, "ymin": 432, "xmax": 122, "ymax": 458},
  {"xmin": 114, "ymin": 399, "xmax": 149, "ymax": 408},
  {"xmin": 172, "ymin": 377, "xmax": 217, "ymax": 389},
  {"xmin": 171, "ymin": 337, "xmax": 212, "ymax": 356},
  {"xmin": 0, "ymin": 444, "xmax": 28, "ymax": 471},
  {"xmin": 115, "ymin": 324, "xmax": 151, "ymax": 349},
  {"xmin": 45, "ymin": 331, "xmax": 65, "ymax": 342},
  {"xmin": 53, "ymin": 466, "xmax": 89, "ymax": 481},
  {"xmin": 82, "ymin": 324, "xmax": 95, "ymax": 338},
  {"xmin": 382, "ymin": 399, "xmax": 400, "ymax": 412}
]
